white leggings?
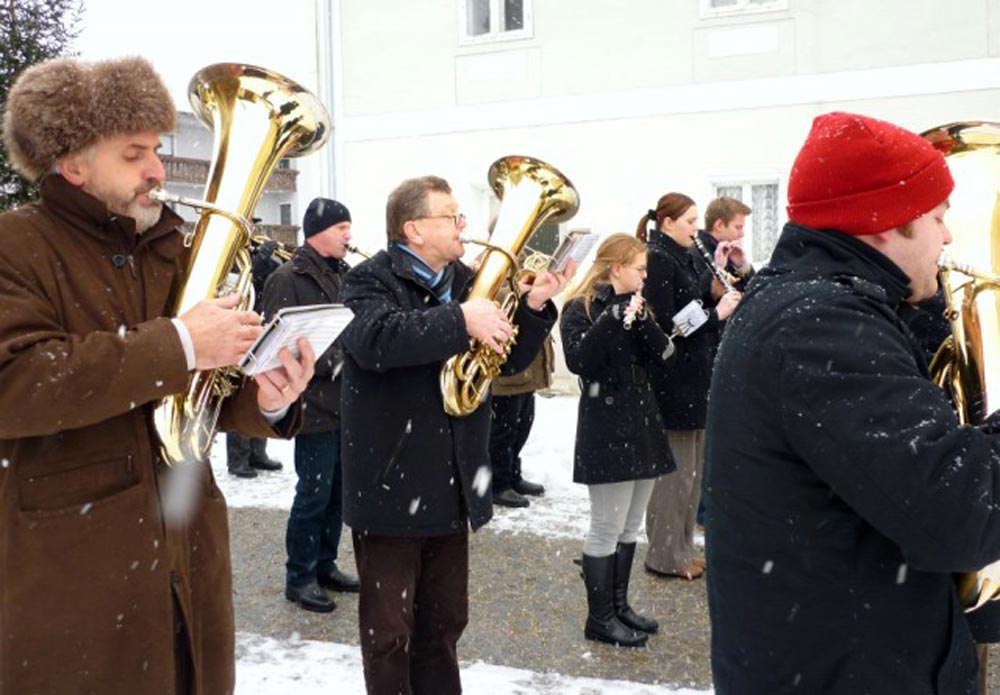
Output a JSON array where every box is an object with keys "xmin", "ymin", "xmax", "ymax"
[{"xmin": 583, "ymin": 478, "xmax": 657, "ymax": 557}]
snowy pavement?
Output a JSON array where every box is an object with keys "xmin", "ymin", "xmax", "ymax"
[
  {"xmin": 214, "ymin": 394, "xmax": 713, "ymax": 695},
  {"xmin": 236, "ymin": 633, "xmax": 709, "ymax": 695},
  {"xmin": 212, "ymin": 394, "xmax": 590, "ymax": 540}
]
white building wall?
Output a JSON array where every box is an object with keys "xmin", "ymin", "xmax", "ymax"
[{"xmin": 322, "ymin": 0, "xmax": 1000, "ymax": 388}]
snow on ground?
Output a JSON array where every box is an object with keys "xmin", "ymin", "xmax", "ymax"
[
  {"xmin": 236, "ymin": 632, "xmax": 710, "ymax": 695},
  {"xmin": 212, "ymin": 394, "xmax": 591, "ymax": 539},
  {"xmin": 215, "ymin": 394, "xmax": 710, "ymax": 694},
  {"xmin": 212, "ymin": 394, "xmax": 702, "ymax": 545}
]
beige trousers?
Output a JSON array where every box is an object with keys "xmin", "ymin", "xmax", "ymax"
[{"xmin": 643, "ymin": 429, "xmax": 704, "ymax": 574}]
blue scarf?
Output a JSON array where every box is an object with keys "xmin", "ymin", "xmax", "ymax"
[{"xmin": 395, "ymin": 243, "xmax": 456, "ymax": 303}]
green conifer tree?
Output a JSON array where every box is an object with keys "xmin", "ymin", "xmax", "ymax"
[{"xmin": 0, "ymin": 0, "xmax": 83, "ymax": 211}]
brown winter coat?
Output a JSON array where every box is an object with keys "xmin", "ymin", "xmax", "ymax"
[
  {"xmin": 491, "ymin": 334, "xmax": 555, "ymax": 396},
  {"xmin": 0, "ymin": 175, "xmax": 296, "ymax": 695}
]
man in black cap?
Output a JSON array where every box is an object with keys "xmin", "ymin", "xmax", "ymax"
[{"xmin": 261, "ymin": 197, "xmax": 360, "ymax": 612}]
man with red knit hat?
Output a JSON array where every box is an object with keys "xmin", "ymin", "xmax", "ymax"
[{"xmin": 704, "ymin": 111, "xmax": 1000, "ymax": 694}]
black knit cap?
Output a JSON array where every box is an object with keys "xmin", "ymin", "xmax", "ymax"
[{"xmin": 303, "ymin": 197, "xmax": 351, "ymax": 237}]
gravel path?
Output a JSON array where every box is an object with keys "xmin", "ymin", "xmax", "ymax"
[
  {"xmin": 230, "ymin": 505, "xmax": 711, "ymax": 690},
  {"xmin": 229, "ymin": 506, "xmax": 1000, "ymax": 693}
]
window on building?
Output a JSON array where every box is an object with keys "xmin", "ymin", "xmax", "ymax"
[
  {"xmin": 700, "ymin": 0, "xmax": 788, "ymax": 18},
  {"xmin": 711, "ymin": 181, "xmax": 781, "ymax": 263},
  {"xmin": 159, "ymin": 134, "xmax": 175, "ymax": 157},
  {"xmin": 460, "ymin": 0, "xmax": 532, "ymax": 43},
  {"xmin": 279, "ymin": 203, "xmax": 292, "ymax": 226}
]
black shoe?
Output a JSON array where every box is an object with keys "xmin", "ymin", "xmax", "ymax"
[
  {"xmin": 228, "ymin": 461, "xmax": 258, "ymax": 479},
  {"xmin": 284, "ymin": 582, "xmax": 335, "ymax": 613},
  {"xmin": 493, "ymin": 488, "xmax": 530, "ymax": 508},
  {"xmin": 249, "ymin": 456, "xmax": 283, "ymax": 471},
  {"xmin": 317, "ymin": 564, "xmax": 360, "ymax": 593},
  {"xmin": 582, "ymin": 553, "xmax": 648, "ymax": 647},
  {"xmin": 512, "ymin": 478, "xmax": 545, "ymax": 496}
]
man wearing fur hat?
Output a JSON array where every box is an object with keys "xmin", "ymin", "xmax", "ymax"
[
  {"xmin": 0, "ymin": 56, "xmax": 314, "ymax": 694},
  {"xmin": 704, "ymin": 111, "xmax": 1000, "ymax": 694},
  {"xmin": 261, "ymin": 197, "xmax": 360, "ymax": 613}
]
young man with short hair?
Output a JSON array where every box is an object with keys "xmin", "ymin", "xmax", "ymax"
[{"xmin": 705, "ymin": 111, "xmax": 1000, "ymax": 694}]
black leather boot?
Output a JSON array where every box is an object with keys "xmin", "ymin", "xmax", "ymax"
[
  {"xmin": 614, "ymin": 542, "xmax": 659, "ymax": 633},
  {"xmin": 512, "ymin": 477, "xmax": 545, "ymax": 496},
  {"xmin": 248, "ymin": 438, "xmax": 283, "ymax": 471},
  {"xmin": 581, "ymin": 553, "xmax": 648, "ymax": 647},
  {"xmin": 285, "ymin": 581, "xmax": 335, "ymax": 613},
  {"xmin": 317, "ymin": 563, "xmax": 360, "ymax": 593},
  {"xmin": 227, "ymin": 460, "xmax": 257, "ymax": 479}
]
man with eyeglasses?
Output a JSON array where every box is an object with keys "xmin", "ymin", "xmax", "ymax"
[{"xmin": 339, "ymin": 175, "xmax": 573, "ymax": 695}]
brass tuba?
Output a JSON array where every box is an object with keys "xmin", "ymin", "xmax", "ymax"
[
  {"xmin": 440, "ymin": 155, "xmax": 578, "ymax": 417},
  {"xmin": 923, "ymin": 121, "xmax": 1000, "ymax": 610},
  {"xmin": 152, "ymin": 63, "xmax": 330, "ymax": 467}
]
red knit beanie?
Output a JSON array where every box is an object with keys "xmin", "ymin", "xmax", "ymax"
[{"xmin": 786, "ymin": 111, "xmax": 954, "ymax": 236}]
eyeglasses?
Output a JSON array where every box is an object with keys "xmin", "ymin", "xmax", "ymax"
[{"xmin": 415, "ymin": 213, "xmax": 467, "ymax": 227}]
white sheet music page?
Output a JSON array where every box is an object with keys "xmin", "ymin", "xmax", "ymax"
[
  {"xmin": 551, "ymin": 231, "xmax": 598, "ymax": 273},
  {"xmin": 671, "ymin": 300, "xmax": 709, "ymax": 338},
  {"xmin": 239, "ymin": 304, "xmax": 354, "ymax": 376}
]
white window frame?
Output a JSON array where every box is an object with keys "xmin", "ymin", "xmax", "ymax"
[
  {"xmin": 159, "ymin": 133, "xmax": 175, "ymax": 157},
  {"xmin": 699, "ymin": 0, "xmax": 789, "ymax": 19},
  {"xmin": 458, "ymin": 0, "xmax": 534, "ymax": 46},
  {"xmin": 710, "ymin": 177, "xmax": 783, "ymax": 265}
]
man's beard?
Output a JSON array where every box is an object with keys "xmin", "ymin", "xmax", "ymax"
[
  {"xmin": 116, "ymin": 198, "xmax": 162, "ymax": 233},
  {"xmin": 85, "ymin": 180, "xmax": 163, "ymax": 233}
]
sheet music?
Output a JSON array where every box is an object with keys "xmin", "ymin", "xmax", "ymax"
[
  {"xmin": 671, "ymin": 300, "xmax": 709, "ymax": 338},
  {"xmin": 551, "ymin": 231, "xmax": 598, "ymax": 272},
  {"xmin": 239, "ymin": 304, "xmax": 354, "ymax": 376}
]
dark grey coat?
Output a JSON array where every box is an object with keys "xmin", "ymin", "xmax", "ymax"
[
  {"xmin": 560, "ymin": 285, "xmax": 675, "ymax": 484},
  {"xmin": 260, "ymin": 244, "xmax": 350, "ymax": 434}
]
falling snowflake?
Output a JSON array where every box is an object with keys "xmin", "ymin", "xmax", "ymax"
[{"xmin": 472, "ymin": 465, "xmax": 491, "ymax": 498}]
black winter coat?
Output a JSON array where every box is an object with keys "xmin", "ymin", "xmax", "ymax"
[
  {"xmin": 560, "ymin": 286, "xmax": 675, "ymax": 484},
  {"xmin": 340, "ymin": 245, "xmax": 556, "ymax": 536},
  {"xmin": 704, "ymin": 224, "xmax": 1000, "ymax": 695},
  {"xmin": 260, "ymin": 244, "xmax": 350, "ymax": 434},
  {"xmin": 643, "ymin": 230, "xmax": 719, "ymax": 429}
]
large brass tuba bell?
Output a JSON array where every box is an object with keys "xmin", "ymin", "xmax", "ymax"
[
  {"xmin": 440, "ymin": 156, "xmax": 578, "ymax": 417},
  {"xmin": 923, "ymin": 121, "xmax": 1000, "ymax": 611},
  {"xmin": 153, "ymin": 63, "xmax": 330, "ymax": 467}
]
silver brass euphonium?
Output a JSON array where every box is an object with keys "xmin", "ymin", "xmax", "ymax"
[
  {"xmin": 153, "ymin": 63, "xmax": 330, "ymax": 467},
  {"xmin": 922, "ymin": 121, "xmax": 1000, "ymax": 611},
  {"xmin": 440, "ymin": 155, "xmax": 579, "ymax": 417}
]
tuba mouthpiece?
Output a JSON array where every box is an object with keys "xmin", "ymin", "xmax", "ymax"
[{"xmin": 147, "ymin": 187, "xmax": 178, "ymax": 204}]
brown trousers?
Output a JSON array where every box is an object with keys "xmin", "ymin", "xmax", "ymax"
[
  {"xmin": 644, "ymin": 429, "xmax": 705, "ymax": 574},
  {"xmin": 353, "ymin": 528, "xmax": 469, "ymax": 695}
]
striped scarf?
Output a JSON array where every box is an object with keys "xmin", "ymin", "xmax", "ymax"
[{"xmin": 395, "ymin": 243, "xmax": 456, "ymax": 303}]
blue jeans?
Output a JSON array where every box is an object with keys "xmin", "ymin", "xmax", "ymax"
[{"xmin": 285, "ymin": 430, "xmax": 343, "ymax": 587}]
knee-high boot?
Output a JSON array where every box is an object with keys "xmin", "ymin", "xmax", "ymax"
[
  {"xmin": 581, "ymin": 553, "xmax": 648, "ymax": 647},
  {"xmin": 614, "ymin": 542, "xmax": 659, "ymax": 634}
]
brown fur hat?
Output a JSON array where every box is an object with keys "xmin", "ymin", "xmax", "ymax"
[{"xmin": 2, "ymin": 56, "xmax": 176, "ymax": 181}]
